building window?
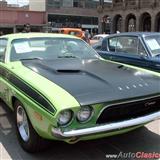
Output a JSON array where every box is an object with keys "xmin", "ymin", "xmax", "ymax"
[
  {"xmin": 128, "ymin": 18, "xmax": 136, "ymax": 32},
  {"xmin": 73, "ymin": 1, "xmax": 78, "ymax": 7},
  {"xmin": 116, "ymin": 17, "xmax": 122, "ymax": 32},
  {"xmin": 73, "ymin": 0, "xmax": 82, "ymax": 7},
  {"xmin": 85, "ymin": 0, "xmax": 98, "ymax": 8},
  {"xmin": 48, "ymin": 14, "xmax": 98, "ymax": 29},
  {"xmin": 47, "ymin": 0, "xmax": 61, "ymax": 8},
  {"xmin": 115, "ymin": 0, "xmax": 123, "ymax": 3}
]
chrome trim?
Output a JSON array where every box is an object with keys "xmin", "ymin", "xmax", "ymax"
[{"xmin": 52, "ymin": 111, "xmax": 160, "ymax": 138}]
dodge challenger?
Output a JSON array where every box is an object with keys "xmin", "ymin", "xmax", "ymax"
[{"xmin": 0, "ymin": 33, "xmax": 160, "ymax": 153}]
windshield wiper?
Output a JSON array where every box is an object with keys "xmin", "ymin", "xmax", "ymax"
[
  {"xmin": 58, "ymin": 55, "xmax": 78, "ymax": 58},
  {"xmin": 19, "ymin": 57, "xmax": 43, "ymax": 61}
]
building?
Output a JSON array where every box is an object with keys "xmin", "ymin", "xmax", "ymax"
[
  {"xmin": 99, "ymin": 0, "xmax": 160, "ymax": 33},
  {"xmin": 45, "ymin": 0, "xmax": 100, "ymax": 34},
  {"xmin": 42, "ymin": 0, "xmax": 111, "ymax": 34},
  {"xmin": 29, "ymin": 0, "xmax": 46, "ymax": 11},
  {"xmin": 0, "ymin": 0, "xmax": 46, "ymax": 34},
  {"xmin": 3, "ymin": 0, "xmax": 159, "ymax": 35}
]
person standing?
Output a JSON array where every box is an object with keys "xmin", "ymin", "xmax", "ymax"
[
  {"xmin": 0, "ymin": 31, "xmax": 3, "ymax": 36},
  {"xmin": 22, "ymin": 23, "xmax": 31, "ymax": 33},
  {"xmin": 83, "ymin": 29, "xmax": 90, "ymax": 44}
]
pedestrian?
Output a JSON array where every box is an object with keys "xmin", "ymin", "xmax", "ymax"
[
  {"xmin": 0, "ymin": 31, "xmax": 3, "ymax": 36},
  {"xmin": 22, "ymin": 23, "xmax": 31, "ymax": 33},
  {"xmin": 83, "ymin": 29, "xmax": 90, "ymax": 44}
]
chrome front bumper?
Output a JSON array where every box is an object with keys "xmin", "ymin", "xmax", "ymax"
[{"xmin": 52, "ymin": 111, "xmax": 160, "ymax": 138}]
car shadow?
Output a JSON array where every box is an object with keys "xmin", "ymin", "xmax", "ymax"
[{"xmin": 0, "ymin": 100, "xmax": 159, "ymax": 160}]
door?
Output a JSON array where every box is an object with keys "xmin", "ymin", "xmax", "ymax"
[
  {"xmin": 0, "ymin": 38, "xmax": 9, "ymax": 102},
  {"xmin": 106, "ymin": 36, "xmax": 150, "ymax": 69}
]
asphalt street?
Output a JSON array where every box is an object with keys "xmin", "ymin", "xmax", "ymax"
[{"xmin": 0, "ymin": 101, "xmax": 159, "ymax": 160}]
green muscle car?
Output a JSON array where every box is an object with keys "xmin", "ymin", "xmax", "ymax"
[{"xmin": 0, "ymin": 33, "xmax": 160, "ymax": 153}]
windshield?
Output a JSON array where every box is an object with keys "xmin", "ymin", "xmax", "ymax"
[
  {"xmin": 10, "ymin": 37, "xmax": 99, "ymax": 61},
  {"xmin": 144, "ymin": 35, "xmax": 160, "ymax": 57}
]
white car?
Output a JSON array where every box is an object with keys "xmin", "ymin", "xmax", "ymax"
[{"xmin": 90, "ymin": 34, "xmax": 109, "ymax": 44}]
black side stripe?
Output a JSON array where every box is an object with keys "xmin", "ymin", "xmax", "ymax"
[{"xmin": 0, "ymin": 66, "xmax": 55, "ymax": 115}]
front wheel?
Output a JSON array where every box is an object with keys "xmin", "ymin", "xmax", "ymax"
[{"xmin": 14, "ymin": 100, "xmax": 49, "ymax": 153}]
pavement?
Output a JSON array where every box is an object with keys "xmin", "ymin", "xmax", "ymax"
[{"xmin": 0, "ymin": 101, "xmax": 159, "ymax": 160}]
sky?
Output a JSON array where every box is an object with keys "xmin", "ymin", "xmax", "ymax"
[{"xmin": 5, "ymin": 0, "xmax": 29, "ymax": 6}]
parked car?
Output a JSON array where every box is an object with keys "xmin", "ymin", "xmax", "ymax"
[
  {"xmin": 90, "ymin": 34, "xmax": 109, "ymax": 45},
  {"xmin": 0, "ymin": 33, "xmax": 160, "ymax": 153},
  {"xmin": 52, "ymin": 27, "xmax": 84, "ymax": 39},
  {"xmin": 93, "ymin": 32, "xmax": 160, "ymax": 72}
]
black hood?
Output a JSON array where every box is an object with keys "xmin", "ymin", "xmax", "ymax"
[{"xmin": 22, "ymin": 59, "xmax": 160, "ymax": 106}]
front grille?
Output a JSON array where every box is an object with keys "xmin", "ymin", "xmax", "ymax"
[{"xmin": 97, "ymin": 96, "xmax": 160, "ymax": 124}]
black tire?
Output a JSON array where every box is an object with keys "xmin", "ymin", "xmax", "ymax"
[{"xmin": 14, "ymin": 100, "xmax": 50, "ymax": 153}]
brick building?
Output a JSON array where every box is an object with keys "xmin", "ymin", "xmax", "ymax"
[
  {"xmin": 99, "ymin": 0, "xmax": 160, "ymax": 33},
  {"xmin": 0, "ymin": 0, "xmax": 46, "ymax": 34}
]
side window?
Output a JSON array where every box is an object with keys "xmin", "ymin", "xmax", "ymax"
[
  {"xmin": 138, "ymin": 41, "xmax": 147, "ymax": 56},
  {"xmin": 0, "ymin": 39, "xmax": 7, "ymax": 62},
  {"xmin": 108, "ymin": 37, "xmax": 117, "ymax": 52},
  {"xmin": 95, "ymin": 45, "xmax": 102, "ymax": 51},
  {"xmin": 116, "ymin": 36, "xmax": 139, "ymax": 55}
]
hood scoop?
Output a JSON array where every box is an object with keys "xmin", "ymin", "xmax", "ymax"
[{"xmin": 56, "ymin": 69, "xmax": 81, "ymax": 73}]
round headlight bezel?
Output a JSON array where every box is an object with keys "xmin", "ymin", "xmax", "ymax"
[
  {"xmin": 58, "ymin": 109, "xmax": 73, "ymax": 126},
  {"xmin": 77, "ymin": 106, "xmax": 93, "ymax": 123}
]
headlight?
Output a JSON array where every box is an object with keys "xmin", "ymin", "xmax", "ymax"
[
  {"xmin": 58, "ymin": 110, "xmax": 73, "ymax": 126},
  {"xmin": 77, "ymin": 106, "xmax": 93, "ymax": 123}
]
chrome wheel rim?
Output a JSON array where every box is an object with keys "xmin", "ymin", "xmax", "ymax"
[{"xmin": 16, "ymin": 105, "xmax": 30, "ymax": 142}]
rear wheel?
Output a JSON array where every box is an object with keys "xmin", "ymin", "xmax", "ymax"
[{"xmin": 14, "ymin": 100, "xmax": 49, "ymax": 153}]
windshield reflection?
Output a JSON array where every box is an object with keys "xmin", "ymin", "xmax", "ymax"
[{"xmin": 10, "ymin": 38, "xmax": 99, "ymax": 61}]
